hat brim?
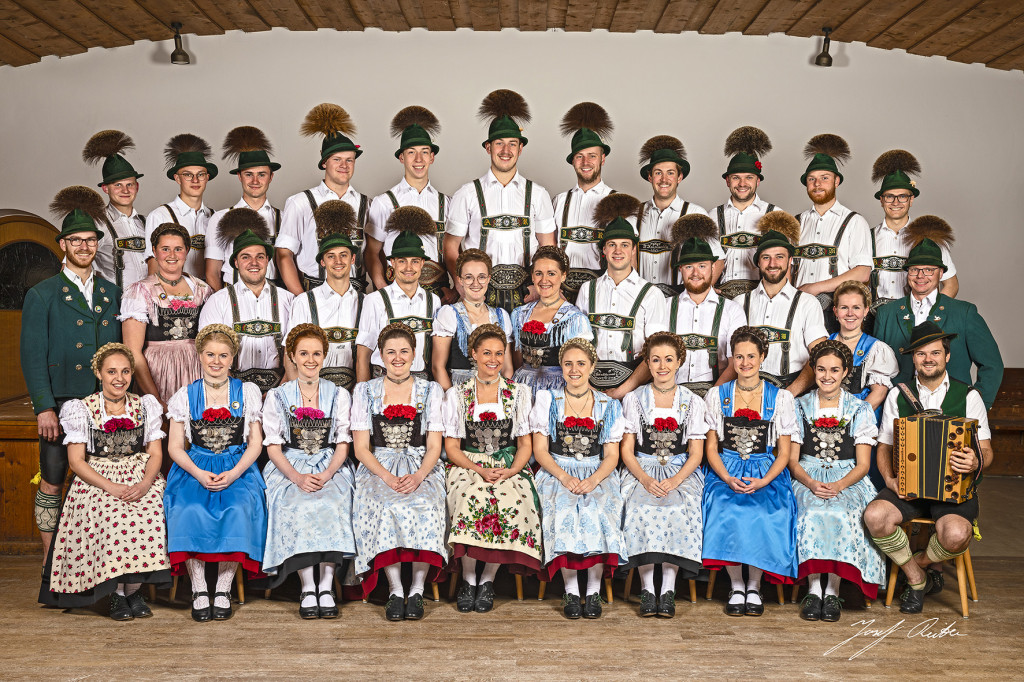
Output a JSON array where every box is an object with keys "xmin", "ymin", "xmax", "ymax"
[
  {"xmin": 722, "ymin": 170, "xmax": 764, "ymax": 181},
  {"xmin": 56, "ymin": 227, "xmax": 105, "ymax": 243},
  {"xmin": 800, "ymin": 170, "xmax": 843, "ymax": 186},
  {"xmin": 482, "ymin": 136, "xmax": 528, "ymax": 149},
  {"xmin": 230, "ymin": 161, "xmax": 281, "ymax": 175},
  {"xmin": 565, "ymin": 143, "xmax": 611, "ymax": 165},
  {"xmin": 676, "ymin": 254, "xmax": 719, "ymax": 266},
  {"xmin": 318, "ymin": 145, "xmax": 363, "ymax": 169},
  {"xmin": 873, "ymin": 186, "xmax": 921, "ymax": 200},
  {"xmin": 641, "ymin": 159, "xmax": 691, "ymax": 181},
  {"xmin": 99, "ymin": 171, "xmax": 143, "ymax": 187},
  {"xmin": 167, "ymin": 163, "xmax": 218, "ymax": 181},
  {"xmin": 230, "ymin": 244, "xmax": 274, "ymax": 269},
  {"xmin": 901, "ymin": 331, "xmax": 958, "ymax": 354},
  {"xmin": 394, "ymin": 143, "xmax": 440, "ymax": 159}
]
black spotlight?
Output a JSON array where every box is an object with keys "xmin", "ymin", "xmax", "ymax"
[
  {"xmin": 170, "ymin": 22, "xmax": 190, "ymax": 66},
  {"xmin": 815, "ymin": 27, "xmax": 833, "ymax": 68}
]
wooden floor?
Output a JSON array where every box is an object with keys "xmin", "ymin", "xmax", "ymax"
[{"xmin": 3, "ymin": 478, "xmax": 1024, "ymax": 680}]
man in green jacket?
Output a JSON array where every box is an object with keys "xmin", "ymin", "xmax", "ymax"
[
  {"xmin": 21, "ymin": 186, "xmax": 122, "ymax": 559},
  {"xmin": 872, "ymin": 216, "xmax": 1002, "ymax": 408}
]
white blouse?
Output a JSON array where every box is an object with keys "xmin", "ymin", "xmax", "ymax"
[
  {"xmin": 861, "ymin": 339, "xmax": 900, "ymax": 388},
  {"xmin": 349, "ymin": 377, "xmax": 445, "ymax": 434},
  {"xmin": 261, "ymin": 380, "xmax": 353, "ymax": 446},
  {"xmin": 622, "ymin": 385, "xmax": 709, "ymax": 445},
  {"xmin": 703, "ymin": 383, "xmax": 799, "ymax": 444},
  {"xmin": 166, "ymin": 381, "xmax": 264, "ymax": 442},
  {"xmin": 441, "ymin": 381, "xmax": 534, "ymax": 439},
  {"xmin": 60, "ymin": 393, "xmax": 165, "ymax": 448}
]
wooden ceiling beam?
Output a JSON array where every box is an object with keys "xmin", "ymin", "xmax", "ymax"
[
  {"xmin": 190, "ymin": 0, "xmax": 269, "ymax": 33},
  {"xmin": 76, "ymin": 0, "xmax": 169, "ymax": 42},
  {"xmin": 498, "ymin": 0, "xmax": 518, "ymax": 28},
  {"xmin": 0, "ymin": 0, "xmax": 85, "ymax": 56},
  {"xmin": 986, "ymin": 40, "xmax": 1024, "ymax": 71},
  {"xmin": 609, "ymin": 0, "xmax": 650, "ymax": 33},
  {"xmin": 298, "ymin": 0, "xmax": 365, "ymax": 30},
  {"xmin": 830, "ymin": 0, "xmax": 926, "ymax": 44},
  {"xmin": 744, "ymin": 0, "xmax": 816, "ymax": 35},
  {"xmin": 654, "ymin": 0, "xmax": 717, "ymax": 34},
  {"xmin": 786, "ymin": 0, "xmax": 872, "ymax": 39},
  {"xmin": 564, "ymin": 0, "xmax": 594, "ymax": 31},
  {"xmin": 591, "ymin": 0, "xmax": 618, "ymax": 30},
  {"xmin": 0, "ymin": 30, "xmax": 39, "ymax": 65},
  {"xmin": 20, "ymin": 0, "xmax": 133, "ymax": 49},
  {"xmin": 638, "ymin": 0, "xmax": 671, "ymax": 30},
  {"xmin": 547, "ymin": 0, "xmax": 568, "ymax": 31},
  {"xmin": 703, "ymin": 0, "xmax": 767, "ymax": 34},
  {"xmin": 911, "ymin": 1, "xmax": 1021, "ymax": 57},
  {"xmin": 949, "ymin": 11, "xmax": 1024, "ymax": 64},
  {"xmin": 132, "ymin": 0, "xmax": 226, "ymax": 35},
  {"xmin": 345, "ymin": 0, "xmax": 381, "ymax": 27},
  {"xmin": 867, "ymin": 0, "xmax": 978, "ymax": 50},
  {"xmin": 414, "ymin": 0, "xmax": 455, "ymax": 30},
  {"xmin": 369, "ymin": 0, "xmax": 412, "ymax": 31},
  {"xmin": 448, "ymin": 0, "xmax": 472, "ymax": 28},
  {"xmin": 467, "ymin": 0, "xmax": 500, "ymax": 30}
]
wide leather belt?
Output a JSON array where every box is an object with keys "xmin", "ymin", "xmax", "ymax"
[
  {"xmin": 720, "ymin": 232, "xmax": 759, "ymax": 249},
  {"xmin": 590, "ymin": 360, "xmax": 638, "ymax": 390},
  {"xmin": 560, "ymin": 226, "xmax": 603, "ymax": 244},
  {"xmin": 873, "ymin": 255, "xmax": 907, "ymax": 271},
  {"xmin": 323, "ymin": 327, "xmax": 357, "ymax": 344},
  {"xmin": 639, "ymin": 239, "xmax": 672, "ymax": 255}
]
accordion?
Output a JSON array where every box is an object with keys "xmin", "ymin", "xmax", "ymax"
[{"xmin": 894, "ymin": 413, "xmax": 979, "ymax": 503}]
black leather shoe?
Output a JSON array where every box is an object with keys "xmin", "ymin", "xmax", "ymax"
[
  {"xmin": 638, "ymin": 590, "xmax": 657, "ymax": 617},
  {"xmin": 725, "ymin": 590, "xmax": 746, "ymax": 617},
  {"xmin": 405, "ymin": 593, "xmax": 425, "ymax": 620},
  {"xmin": 109, "ymin": 593, "xmax": 134, "ymax": 621},
  {"xmin": 474, "ymin": 581, "xmax": 495, "ymax": 613},
  {"xmin": 318, "ymin": 590, "xmax": 339, "ymax": 619},
  {"xmin": 800, "ymin": 594, "xmax": 822, "ymax": 621},
  {"xmin": 562, "ymin": 593, "xmax": 582, "ymax": 620},
  {"xmin": 191, "ymin": 592, "xmax": 212, "ymax": 623},
  {"xmin": 657, "ymin": 590, "xmax": 676, "ymax": 619},
  {"xmin": 744, "ymin": 590, "xmax": 764, "ymax": 617},
  {"xmin": 385, "ymin": 594, "xmax": 405, "ymax": 621},
  {"xmin": 899, "ymin": 575, "xmax": 932, "ymax": 615},
  {"xmin": 456, "ymin": 581, "xmax": 476, "ymax": 613},
  {"xmin": 212, "ymin": 591, "xmax": 233, "ymax": 621},
  {"xmin": 126, "ymin": 590, "xmax": 152, "ymax": 618},
  {"xmin": 926, "ymin": 568, "xmax": 945, "ymax": 595},
  {"xmin": 582, "ymin": 592, "xmax": 603, "ymax": 619},
  {"xmin": 821, "ymin": 594, "xmax": 843, "ymax": 622},
  {"xmin": 299, "ymin": 591, "xmax": 320, "ymax": 620}
]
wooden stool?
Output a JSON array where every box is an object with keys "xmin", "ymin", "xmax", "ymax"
[
  {"xmin": 537, "ymin": 579, "xmax": 613, "ymax": 603},
  {"xmin": 705, "ymin": 569, "xmax": 785, "ymax": 605},
  {"xmin": 883, "ymin": 518, "xmax": 978, "ymax": 618},
  {"xmin": 622, "ymin": 568, "xmax": 698, "ymax": 604},
  {"xmin": 447, "ymin": 570, "xmax": 525, "ymax": 601},
  {"xmin": 169, "ymin": 564, "xmax": 245, "ymax": 604}
]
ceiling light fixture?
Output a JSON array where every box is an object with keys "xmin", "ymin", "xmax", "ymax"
[
  {"xmin": 170, "ymin": 22, "xmax": 190, "ymax": 65},
  {"xmin": 815, "ymin": 27, "xmax": 833, "ymax": 67}
]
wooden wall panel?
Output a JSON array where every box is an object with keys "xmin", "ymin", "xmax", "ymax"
[
  {"xmin": 0, "ymin": 0, "xmax": 84, "ymax": 56},
  {"xmin": 949, "ymin": 11, "xmax": 1024, "ymax": 65},
  {"xmin": 744, "ymin": 0, "xmax": 815, "ymax": 35},
  {"xmin": 910, "ymin": 1, "xmax": 1021, "ymax": 57},
  {"xmin": 0, "ymin": 402, "xmax": 44, "ymax": 554}
]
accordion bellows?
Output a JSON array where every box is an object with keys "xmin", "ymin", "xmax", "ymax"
[{"xmin": 894, "ymin": 414, "xmax": 979, "ymax": 503}]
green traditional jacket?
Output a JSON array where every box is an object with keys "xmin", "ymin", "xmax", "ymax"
[
  {"xmin": 874, "ymin": 293, "xmax": 1003, "ymax": 409},
  {"xmin": 21, "ymin": 270, "xmax": 122, "ymax": 414}
]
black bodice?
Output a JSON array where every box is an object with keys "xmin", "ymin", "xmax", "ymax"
[
  {"xmin": 799, "ymin": 422, "xmax": 857, "ymax": 462},
  {"xmin": 460, "ymin": 417, "xmax": 514, "ymax": 455},
  {"xmin": 91, "ymin": 424, "xmax": 146, "ymax": 460},
  {"xmin": 189, "ymin": 416, "xmax": 245, "ymax": 454},
  {"xmin": 550, "ymin": 421, "xmax": 603, "ymax": 459},
  {"xmin": 146, "ymin": 304, "xmax": 201, "ymax": 342},
  {"xmin": 286, "ymin": 414, "xmax": 335, "ymax": 454},
  {"xmin": 639, "ymin": 416, "xmax": 688, "ymax": 464},
  {"xmin": 719, "ymin": 416, "xmax": 771, "ymax": 458},
  {"xmin": 520, "ymin": 330, "xmax": 559, "ymax": 368},
  {"xmin": 371, "ymin": 412, "xmax": 425, "ymax": 449}
]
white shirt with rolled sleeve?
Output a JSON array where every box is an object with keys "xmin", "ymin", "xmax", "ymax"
[
  {"xmin": 366, "ymin": 179, "xmax": 448, "ymax": 261},
  {"xmin": 575, "ymin": 269, "xmax": 668, "ymax": 361},
  {"xmin": 638, "ymin": 196, "xmax": 723, "ymax": 286},
  {"xmin": 711, "ymin": 196, "xmax": 781, "ymax": 283},
  {"xmin": 446, "ymin": 170, "xmax": 555, "ymax": 267},
  {"xmin": 206, "ymin": 198, "xmax": 281, "ymax": 282},
  {"xmin": 670, "ymin": 289, "xmax": 746, "ymax": 384},
  {"xmin": 198, "ymin": 280, "xmax": 295, "ymax": 371},
  {"xmin": 871, "ymin": 221, "xmax": 956, "ymax": 300},
  {"xmin": 877, "ymin": 374, "xmax": 992, "ymax": 446},
  {"xmin": 286, "ymin": 283, "xmax": 361, "ymax": 370},
  {"xmin": 794, "ymin": 201, "xmax": 872, "ymax": 288},
  {"xmin": 742, "ymin": 281, "xmax": 828, "ymax": 378},
  {"xmin": 144, "ymin": 195, "xmax": 212, "ymax": 279},
  {"xmin": 94, "ymin": 204, "xmax": 148, "ymax": 289},
  {"xmin": 276, "ymin": 182, "xmax": 364, "ymax": 279},
  {"xmin": 552, "ymin": 181, "xmax": 615, "ymax": 270},
  {"xmin": 355, "ymin": 282, "xmax": 440, "ymax": 372}
]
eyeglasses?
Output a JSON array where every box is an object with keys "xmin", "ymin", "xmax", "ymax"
[
  {"xmin": 881, "ymin": 194, "xmax": 913, "ymax": 204},
  {"xmin": 461, "ymin": 274, "xmax": 490, "ymax": 284},
  {"xmin": 178, "ymin": 171, "xmax": 209, "ymax": 182},
  {"xmin": 65, "ymin": 236, "xmax": 98, "ymax": 247},
  {"xmin": 907, "ymin": 267, "xmax": 939, "ymax": 276}
]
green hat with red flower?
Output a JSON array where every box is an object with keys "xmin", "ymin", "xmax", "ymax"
[{"xmin": 722, "ymin": 126, "xmax": 772, "ymax": 180}]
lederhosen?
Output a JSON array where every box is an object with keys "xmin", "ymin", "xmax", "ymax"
[
  {"xmin": 307, "ymin": 288, "xmax": 362, "ymax": 391},
  {"xmin": 303, "ymin": 190, "xmax": 368, "ymax": 293},
  {"xmin": 145, "ymin": 297, "xmax": 203, "ymax": 344},
  {"xmin": 558, "ymin": 188, "xmax": 608, "ymax": 300},
  {"xmin": 162, "ymin": 203, "xmax": 211, "ymax": 252},
  {"xmin": 550, "ymin": 417, "xmax": 604, "ymax": 461},
  {"xmin": 227, "ymin": 207, "xmax": 284, "ymax": 289},
  {"xmin": 743, "ymin": 289, "xmax": 805, "ymax": 389},
  {"xmin": 638, "ymin": 412, "xmax": 689, "ymax": 465},
  {"xmin": 716, "ymin": 203, "xmax": 774, "ymax": 300},
  {"xmin": 101, "ymin": 211, "xmax": 147, "ymax": 289},
  {"xmin": 792, "ymin": 210, "xmax": 859, "ymax": 330},
  {"xmin": 669, "ymin": 294, "xmax": 726, "ymax": 398},
  {"xmin": 370, "ymin": 288, "xmax": 434, "ymax": 381},
  {"xmin": 226, "ymin": 283, "xmax": 284, "ymax": 391},
  {"xmin": 798, "ymin": 415, "xmax": 857, "ymax": 466},
  {"xmin": 865, "ymin": 228, "xmax": 905, "ymax": 335},
  {"xmin": 587, "ymin": 278, "xmax": 652, "ymax": 391},
  {"xmin": 639, "ymin": 201, "xmax": 687, "ymax": 298},
  {"xmin": 474, "ymin": 178, "xmax": 532, "ymax": 312},
  {"xmin": 383, "ymin": 191, "xmax": 450, "ymax": 295}
]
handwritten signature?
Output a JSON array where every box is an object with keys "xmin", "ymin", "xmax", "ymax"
[{"xmin": 824, "ymin": 618, "xmax": 967, "ymax": 660}]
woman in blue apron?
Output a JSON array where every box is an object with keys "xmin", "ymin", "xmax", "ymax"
[{"xmin": 702, "ymin": 326, "xmax": 799, "ymax": 617}]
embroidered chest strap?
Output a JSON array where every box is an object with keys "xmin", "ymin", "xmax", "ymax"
[
  {"xmin": 227, "ymin": 284, "xmax": 282, "ymax": 350},
  {"xmin": 793, "ymin": 211, "xmax": 858, "ymax": 279}
]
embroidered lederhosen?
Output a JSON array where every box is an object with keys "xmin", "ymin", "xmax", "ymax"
[
  {"xmin": 101, "ymin": 212, "xmax": 146, "ymax": 289},
  {"xmin": 792, "ymin": 210, "xmax": 858, "ymax": 311},
  {"xmin": 370, "ymin": 288, "xmax": 434, "ymax": 381},
  {"xmin": 227, "ymin": 284, "xmax": 284, "ymax": 391},
  {"xmin": 669, "ymin": 294, "xmax": 726, "ymax": 398},
  {"xmin": 743, "ymin": 289, "xmax": 805, "ymax": 388},
  {"xmin": 550, "ymin": 419, "xmax": 604, "ymax": 461},
  {"xmin": 145, "ymin": 302, "xmax": 202, "ymax": 343},
  {"xmin": 307, "ymin": 288, "xmax": 362, "ymax": 391},
  {"xmin": 799, "ymin": 417, "xmax": 856, "ymax": 466},
  {"xmin": 230, "ymin": 208, "xmax": 282, "ymax": 285},
  {"xmin": 370, "ymin": 411, "xmax": 425, "ymax": 450},
  {"xmin": 474, "ymin": 179, "xmax": 532, "ymax": 312},
  {"xmin": 587, "ymin": 279, "xmax": 652, "ymax": 390},
  {"xmin": 558, "ymin": 188, "xmax": 607, "ymax": 297},
  {"xmin": 639, "ymin": 413, "xmax": 688, "ymax": 465},
  {"xmin": 716, "ymin": 203, "xmax": 773, "ymax": 300},
  {"xmin": 303, "ymin": 191, "xmax": 368, "ymax": 293},
  {"xmin": 384, "ymin": 191, "xmax": 450, "ymax": 295},
  {"xmin": 162, "ymin": 203, "xmax": 211, "ymax": 251},
  {"xmin": 639, "ymin": 201, "xmax": 687, "ymax": 298},
  {"xmin": 520, "ymin": 305, "xmax": 572, "ymax": 369}
]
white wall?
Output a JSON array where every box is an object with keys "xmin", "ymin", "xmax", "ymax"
[{"xmin": 1, "ymin": 28, "xmax": 1021, "ymax": 363}]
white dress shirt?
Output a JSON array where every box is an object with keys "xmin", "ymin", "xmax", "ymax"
[
  {"xmin": 638, "ymin": 196, "xmax": 722, "ymax": 286},
  {"xmin": 575, "ymin": 269, "xmax": 668, "ymax": 360},
  {"xmin": 871, "ymin": 221, "xmax": 957, "ymax": 300},
  {"xmin": 877, "ymin": 373, "xmax": 992, "ymax": 446},
  {"xmin": 94, "ymin": 204, "xmax": 148, "ymax": 289},
  {"xmin": 198, "ymin": 280, "xmax": 295, "ymax": 371},
  {"xmin": 286, "ymin": 282, "xmax": 361, "ymax": 370},
  {"xmin": 144, "ymin": 195, "xmax": 212, "ymax": 279},
  {"xmin": 711, "ymin": 196, "xmax": 781, "ymax": 283},
  {"xmin": 206, "ymin": 197, "xmax": 281, "ymax": 281},
  {"xmin": 742, "ymin": 281, "xmax": 828, "ymax": 377},
  {"xmin": 910, "ymin": 289, "xmax": 939, "ymax": 326},
  {"xmin": 355, "ymin": 281, "xmax": 441, "ymax": 372},
  {"xmin": 366, "ymin": 179, "xmax": 449, "ymax": 261},
  {"xmin": 446, "ymin": 170, "xmax": 556, "ymax": 267},
  {"xmin": 669, "ymin": 289, "xmax": 746, "ymax": 383},
  {"xmin": 276, "ymin": 181, "xmax": 364, "ymax": 278},
  {"xmin": 552, "ymin": 181, "xmax": 615, "ymax": 270},
  {"xmin": 794, "ymin": 200, "xmax": 872, "ymax": 287},
  {"xmin": 63, "ymin": 266, "xmax": 95, "ymax": 303}
]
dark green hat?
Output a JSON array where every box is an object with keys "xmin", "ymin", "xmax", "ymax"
[
  {"xmin": 800, "ymin": 134, "xmax": 850, "ymax": 186},
  {"xmin": 484, "ymin": 115, "xmax": 528, "ymax": 148},
  {"xmin": 391, "ymin": 107, "xmax": 441, "ymax": 158},
  {"xmin": 901, "ymin": 321, "xmax": 957, "ymax": 355},
  {"xmin": 801, "ymin": 153, "xmax": 843, "ymax": 185},
  {"xmin": 230, "ymin": 229, "xmax": 274, "ymax": 268},
  {"xmin": 83, "ymin": 130, "xmax": 143, "ymax": 186},
  {"xmin": 594, "ymin": 194, "xmax": 642, "ymax": 249},
  {"xmin": 754, "ymin": 211, "xmax": 801, "ymax": 259},
  {"xmin": 723, "ymin": 153, "xmax": 763, "ymax": 180},
  {"xmin": 904, "ymin": 238, "xmax": 946, "ymax": 271},
  {"xmin": 721, "ymin": 126, "xmax": 772, "ymax": 180},
  {"xmin": 49, "ymin": 186, "xmax": 107, "ymax": 242},
  {"xmin": 566, "ymin": 128, "xmax": 610, "ymax": 164},
  {"xmin": 561, "ymin": 102, "xmax": 614, "ymax": 164},
  {"xmin": 57, "ymin": 210, "xmax": 104, "ymax": 242},
  {"xmin": 319, "ymin": 132, "xmax": 362, "ymax": 168},
  {"xmin": 230, "ymin": 150, "xmax": 281, "ymax": 174},
  {"xmin": 874, "ymin": 170, "xmax": 919, "ymax": 199},
  {"xmin": 390, "ymin": 229, "xmax": 428, "ymax": 260},
  {"xmin": 317, "ymin": 231, "xmax": 355, "ymax": 263},
  {"xmin": 639, "ymin": 135, "xmax": 690, "ymax": 181},
  {"xmin": 754, "ymin": 229, "xmax": 794, "ymax": 258},
  {"xmin": 674, "ymin": 237, "xmax": 718, "ymax": 267},
  {"xmin": 223, "ymin": 126, "xmax": 281, "ymax": 174},
  {"xmin": 300, "ymin": 104, "xmax": 362, "ymax": 169},
  {"xmin": 479, "ymin": 90, "xmax": 531, "ymax": 148},
  {"xmin": 164, "ymin": 133, "xmax": 218, "ymax": 181},
  {"xmin": 872, "ymin": 150, "xmax": 921, "ymax": 200},
  {"xmin": 314, "ymin": 200, "xmax": 358, "ymax": 264},
  {"xmin": 598, "ymin": 218, "xmax": 638, "ymax": 249},
  {"xmin": 671, "ymin": 214, "xmax": 719, "ymax": 267},
  {"xmin": 394, "ymin": 124, "xmax": 439, "ymax": 158}
]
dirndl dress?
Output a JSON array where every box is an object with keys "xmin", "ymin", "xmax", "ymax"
[
  {"xmin": 43, "ymin": 393, "xmax": 171, "ymax": 606},
  {"xmin": 620, "ymin": 385, "xmax": 707, "ymax": 577},
  {"xmin": 511, "ymin": 301, "xmax": 592, "ymax": 397},
  {"xmin": 530, "ymin": 388, "xmax": 628, "ymax": 579},
  {"xmin": 260, "ymin": 379, "xmax": 357, "ymax": 586},
  {"xmin": 351, "ymin": 377, "xmax": 448, "ymax": 596},
  {"xmin": 443, "ymin": 377, "xmax": 543, "ymax": 574},
  {"xmin": 702, "ymin": 381, "xmax": 799, "ymax": 583},
  {"xmin": 164, "ymin": 378, "xmax": 268, "ymax": 576},
  {"xmin": 792, "ymin": 390, "xmax": 886, "ymax": 598},
  {"xmin": 433, "ymin": 302, "xmax": 512, "ymax": 386}
]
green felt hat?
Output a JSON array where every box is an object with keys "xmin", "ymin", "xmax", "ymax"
[
  {"xmin": 223, "ymin": 126, "xmax": 281, "ymax": 174},
  {"xmin": 566, "ymin": 128, "xmax": 610, "ymax": 164},
  {"xmin": 231, "ymin": 150, "xmax": 280, "ymax": 174},
  {"xmin": 641, "ymin": 148, "xmax": 690, "ymax": 182},
  {"xmin": 230, "ymin": 228, "xmax": 274, "ymax": 268},
  {"xmin": 83, "ymin": 131, "xmax": 144, "ymax": 186},
  {"xmin": 319, "ymin": 133, "xmax": 362, "ymax": 169},
  {"xmin": 390, "ymin": 230, "xmax": 428, "ymax": 260},
  {"xmin": 165, "ymin": 134, "xmax": 218, "ymax": 180},
  {"xmin": 56, "ymin": 210, "xmax": 104, "ymax": 242},
  {"xmin": 799, "ymin": 134, "xmax": 850, "ymax": 186},
  {"xmin": 874, "ymin": 170, "xmax": 919, "ymax": 199},
  {"xmin": 721, "ymin": 126, "xmax": 771, "ymax": 181},
  {"xmin": 754, "ymin": 229, "xmax": 795, "ymax": 258},
  {"xmin": 317, "ymin": 232, "xmax": 356, "ymax": 264},
  {"xmin": 50, "ymin": 186, "xmax": 106, "ymax": 242},
  {"xmin": 483, "ymin": 115, "xmax": 528, "ymax": 148},
  {"xmin": 902, "ymin": 321, "xmax": 957, "ymax": 355},
  {"xmin": 100, "ymin": 154, "xmax": 143, "ymax": 186},
  {"xmin": 723, "ymin": 152, "xmax": 763, "ymax": 180},
  {"xmin": 598, "ymin": 217, "xmax": 638, "ymax": 249},
  {"xmin": 395, "ymin": 124, "xmax": 439, "ymax": 159},
  {"xmin": 903, "ymin": 238, "xmax": 947, "ymax": 271},
  {"xmin": 800, "ymin": 153, "xmax": 843, "ymax": 185},
  {"xmin": 674, "ymin": 237, "xmax": 719, "ymax": 267}
]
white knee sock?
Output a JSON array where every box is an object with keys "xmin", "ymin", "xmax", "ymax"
[
  {"xmin": 725, "ymin": 565, "xmax": 745, "ymax": 604},
  {"xmin": 409, "ymin": 562, "xmax": 429, "ymax": 597},
  {"xmin": 825, "ymin": 573, "xmax": 842, "ymax": 597},
  {"xmin": 807, "ymin": 572, "xmax": 823, "ymax": 598},
  {"xmin": 115, "ymin": 584, "xmax": 125, "ymax": 596},
  {"xmin": 215, "ymin": 562, "xmax": 238, "ymax": 608},
  {"xmin": 461, "ymin": 556, "xmax": 479, "ymax": 586},
  {"xmin": 480, "ymin": 562, "xmax": 499, "ymax": 585},
  {"xmin": 746, "ymin": 567, "xmax": 763, "ymax": 605},
  {"xmin": 298, "ymin": 566, "xmax": 317, "ymax": 607},
  {"xmin": 384, "ymin": 564, "xmax": 404, "ymax": 598},
  {"xmin": 661, "ymin": 563, "xmax": 678, "ymax": 595},
  {"xmin": 638, "ymin": 564, "xmax": 656, "ymax": 594},
  {"xmin": 586, "ymin": 564, "xmax": 603, "ymax": 597},
  {"xmin": 186, "ymin": 558, "xmax": 208, "ymax": 608},
  {"xmin": 561, "ymin": 568, "xmax": 580, "ymax": 596},
  {"xmin": 318, "ymin": 563, "xmax": 336, "ymax": 607}
]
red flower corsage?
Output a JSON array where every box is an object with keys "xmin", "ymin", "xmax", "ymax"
[
  {"xmin": 295, "ymin": 407, "xmax": 325, "ymax": 421},
  {"xmin": 564, "ymin": 416, "xmax": 596, "ymax": 430},
  {"xmin": 479, "ymin": 411, "xmax": 497, "ymax": 421},
  {"xmin": 522, "ymin": 320, "xmax": 547, "ymax": 335},
  {"xmin": 103, "ymin": 417, "xmax": 136, "ymax": 433},
  {"xmin": 734, "ymin": 408, "xmax": 761, "ymax": 422},
  {"xmin": 168, "ymin": 299, "xmax": 197, "ymax": 311},
  {"xmin": 653, "ymin": 417, "xmax": 679, "ymax": 432},
  {"xmin": 813, "ymin": 416, "xmax": 847, "ymax": 429},
  {"xmin": 383, "ymin": 404, "xmax": 417, "ymax": 420},
  {"xmin": 202, "ymin": 407, "xmax": 232, "ymax": 422},
  {"xmin": 754, "ymin": 161, "xmax": 763, "ymax": 171}
]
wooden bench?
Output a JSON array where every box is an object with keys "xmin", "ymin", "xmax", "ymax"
[{"xmin": 988, "ymin": 368, "xmax": 1024, "ymax": 476}]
